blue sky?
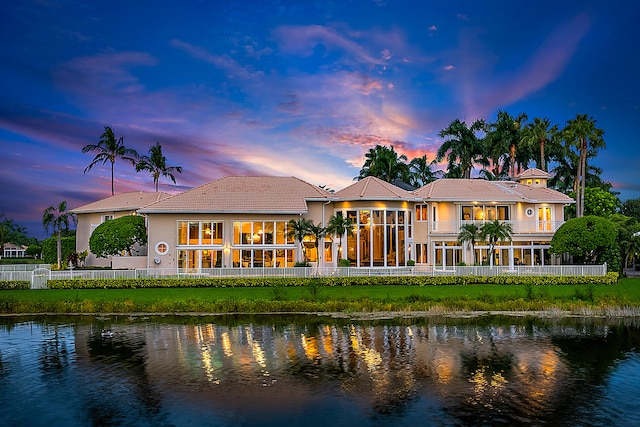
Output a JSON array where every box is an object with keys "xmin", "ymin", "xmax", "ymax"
[{"xmin": 1, "ymin": 0, "xmax": 639, "ymax": 240}]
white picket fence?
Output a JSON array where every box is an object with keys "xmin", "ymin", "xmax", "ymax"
[{"xmin": 0, "ymin": 264, "xmax": 608, "ymax": 289}]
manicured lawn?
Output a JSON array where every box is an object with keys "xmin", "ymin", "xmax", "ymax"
[{"xmin": 1, "ymin": 278, "xmax": 639, "ymax": 315}]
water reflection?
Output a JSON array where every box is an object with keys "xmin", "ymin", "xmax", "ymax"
[{"xmin": 1, "ymin": 315, "xmax": 640, "ymax": 426}]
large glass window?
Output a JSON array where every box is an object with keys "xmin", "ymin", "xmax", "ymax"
[
  {"xmin": 338, "ymin": 208, "xmax": 411, "ymax": 267},
  {"xmin": 233, "ymin": 221, "xmax": 293, "ymax": 245},
  {"xmin": 232, "ymin": 249, "xmax": 295, "ymax": 268},
  {"xmin": 460, "ymin": 205, "xmax": 510, "ymax": 221},
  {"xmin": 178, "ymin": 249, "xmax": 222, "ymax": 269},
  {"xmin": 177, "ymin": 221, "xmax": 224, "ymax": 246}
]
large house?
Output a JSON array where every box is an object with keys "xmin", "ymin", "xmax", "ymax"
[
  {"xmin": 73, "ymin": 168, "xmax": 573, "ymax": 270},
  {"xmin": 72, "ymin": 191, "xmax": 172, "ymax": 267}
]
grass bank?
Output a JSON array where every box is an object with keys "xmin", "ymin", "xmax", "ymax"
[{"xmin": 1, "ymin": 278, "xmax": 639, "ymax": 316}]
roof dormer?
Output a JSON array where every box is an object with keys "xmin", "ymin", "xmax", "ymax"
[{"xmin": 517, "ymin": 168, "xmax": 549, "ymax": 188}]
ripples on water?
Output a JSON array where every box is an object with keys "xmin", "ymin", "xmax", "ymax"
[{"xmin": 1, "ymin": 315, "xmax": 640, "ymax": 426}]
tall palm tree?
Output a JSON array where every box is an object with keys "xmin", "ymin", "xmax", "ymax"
[
  {"xmin": 82, "ymin": 126, "xmax": 138, "ymax": 195},
  {"xmin": 306, "ymin": 222, "xmax": 327, "ymax": 266},
  {"xmin": 135, "ymin": 142, "xmax": 183, "ymax": 191},
  {"xmin": 42, "ymin": 201, "xmax": 75, "ymax": 269},
  {"xmin": 484, "ymin": 111, "xmax": 528, "ymax": 179},
  {"xmin": 408, "ymin": 155, "xmax": 441, "ymax": 187},
  {"xmin": 521, "ymin": 117, "xmax": 559, "ymax": 172},
  {"xmin": 562, "ymin": 114, "xmax": 606, "ymax": 217},
  {"xmin": 356, "ymin": 145, "xmax": 410, "ymax": 183},
  {"xmin": 457, "ymin": 223, "xmax": 482, "ymax": 265},
  {"xmin": 480, "ymin": 220, "xmax": 513, "ymax": 266},
  {"xmin": 436, "ymin": 119, "xmax": 486, "ymax": 179},
  {"xmin": 287, "ymin": 218, "xmax": 313, "ymax": 262},
  {"xmin": 326, "ymin": 214, "xmax": 355, "ymax": 261}
]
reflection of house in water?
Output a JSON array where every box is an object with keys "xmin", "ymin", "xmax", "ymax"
[{"xmin": 68, "ymin": 319, "xmax": 635, "ymax": 423}]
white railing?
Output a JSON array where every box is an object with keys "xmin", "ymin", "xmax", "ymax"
[
  {"xmin": 0, "ymin": 264, "xmax": 49, "ymax": 271},
  {"xmin": 5, "ymin": 264, "xmax": 607, "ymax": 286},
  {"xmin": 431, "ymin": 220, "xmax": 565, "ymax": 234}
]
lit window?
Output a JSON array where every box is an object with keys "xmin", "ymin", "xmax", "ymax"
[{"xmin": 155, "ymin": 241, "xmax": 169, "ymax": 255}]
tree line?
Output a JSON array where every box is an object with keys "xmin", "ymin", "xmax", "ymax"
[{"xmin": 356, "ymin": 111, "xmax": 611, "ymax": 219}]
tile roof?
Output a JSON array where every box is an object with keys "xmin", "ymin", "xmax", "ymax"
[
  {"xmin": 414, "ymin": 179, "xmax": 574, "ymax": 203},
  {"xmin": 139, "ymin": 176, "xmax": 331, "ymax": 213},
  {"xmin": 71, "ymin": 191, "xmax": 172, "ymax": 213},
  {"xmin": 517, "ymin": 168, "xmax": 550, "ymax": 179},
  {"xmin": 334, "ymin": 176, "xmax": 420, "ymax": 201}
]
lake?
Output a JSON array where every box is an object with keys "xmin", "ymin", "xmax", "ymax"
[{"xmin": 1, "ymin": 314, "xmax": 639, "ymax": 426}]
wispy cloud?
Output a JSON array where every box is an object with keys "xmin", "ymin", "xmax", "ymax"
[
  {"xmin": 451, "ymin": 11, "xmax": 591, "ymax": 118},
  {"xmin": 272, "ymin": 25, "xmax": 383, "ymax": 65},
  {"xmin": 170, "ymin": 39, "xmax": 262, "ymax": 80},
  {"xmin": 54, "ymin": 51, "xmax": 157, "ymax": 95}
]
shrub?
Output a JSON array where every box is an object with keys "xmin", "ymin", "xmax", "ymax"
[
  {"xmin": 46, "ymin": 272, "xmax": 619, "ymax": 289},
  {"xmin": 42, "ymin": 236, "xmax": 75, "ymax": 265}
]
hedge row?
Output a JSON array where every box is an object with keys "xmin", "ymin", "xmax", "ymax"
[
  {"xmin": 46, "ymin": 272, "xmax": 619, "ymax": 289},
  {"xmin": 0, "ymin": 281, "xmax": 31, "ymax": 290}
]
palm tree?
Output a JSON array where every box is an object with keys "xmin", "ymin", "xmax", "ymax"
[
  {"xmin": 436, "ymin": 118, "xmax": 486, "ymax": 179},
  {"xmin": 408, "ymin": 155, "xmax": 441, "ymax": 187},
  {"xmin": 42, "ymin": 201, "xmax": 75, "ymax": 269},
  {"xmin": 356, "ymin": 145, "xmax": 410, "ymax": 183},
  {"xmin": 287, "ymin": 218, "xmax": 313, "ymax": 262},
  {"xmin": 562, "ymin": 114, "xmax": 605, "ymax": 217},
  {"xmin": 306, "ymin": 222, "xmax": 327, "ymax": 266},
  {"xmin": 457, "ymin": 223, "xmax": 482, "ymax": 265},
  {"xmin": 135, "ymin": 142, "xmax": 183, "ymax": 191},
  {"xmin": 484, "ymin": 111, "xmax": 528, "ymax": 179},
  {"xmin": 82, "ymin": 126, "xmax": 138, "ymax": 195},
  {"xmin": 480, "ymin": 220, "xmax": 513, "ymax": 266},
  {"xmin": 326, "ymin": 214, "xmax": 355, "ymax": 261},
  {"xmin": 521, "ymin": 117, "xmax": 559, "ymax": 172}
]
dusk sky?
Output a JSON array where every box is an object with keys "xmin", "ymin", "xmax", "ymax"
[{"xmin": 1, "ymin": 0, "xmax": 639, "ymax": 240}]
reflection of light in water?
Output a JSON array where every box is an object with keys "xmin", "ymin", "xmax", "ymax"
[
  {"xmin": 246, "ymin": 327, "xmax": 266, "ymax": 368},
  {"xmin": 222, "ymin": 332, "xmax": 233, "ymax": 357},
  {"xmin": 518, "ymin": 349, "xmax": 559, "ymax": 399},
  {"xmin": 349, "ymin": 325, "xmax": 382, "ymax": 372},
  {"xmin": 301, "ymin": 334, "xmax": 320, "ymax": 360},
  {"xmin": 201, "ymin": 346, "xmax": 216, "ymax": 382},
  {"xmin": 361, "ymin": 347, "xmax": 382, "ymax": 371},
  {"xmin": 468, "ymin": 366, "xmax": 508, "ymax": 407},
  {"xmin": 435, "ymin": 355, "xmax": 454, "ymax": 384},
  {"xmin": 320, "ymin": 325, "xmax": 334, "ymax": 355}
]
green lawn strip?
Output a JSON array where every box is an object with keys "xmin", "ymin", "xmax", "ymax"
[{"xmin": 1, "ymin": 278, "xmax": 639, "ymax": 314}]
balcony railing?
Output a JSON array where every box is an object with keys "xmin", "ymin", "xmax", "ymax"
[{"xmin": 429, "ymin": 219, "xmax": 565, "ymax": 234}]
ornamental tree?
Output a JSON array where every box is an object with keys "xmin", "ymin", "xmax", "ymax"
[
  {"xmin": 89, "ymin": 215, "xmax": 147, "ymax": 258},
  {"xmin": 550, "ymin": 215, "xmax": 620, "ymax": 271}
]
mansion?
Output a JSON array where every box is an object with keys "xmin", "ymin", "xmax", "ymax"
[{"xmin": 72, "ymin": 168, "xmax": 573, "ymax": 270}]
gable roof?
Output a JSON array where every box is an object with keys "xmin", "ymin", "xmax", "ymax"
[
  {"xmin": 139, "ymin": 176, "xmax": 331, "ymax": 214},
  {"xmin": 517, "ymin": 168, "xmax": 550, "ymax": 179},
  {"xmin": 334, "ymin": 176, "xmax": 419, "ymax": 201},
  {"xmin": 414, "ymin": 179, "xmax": 574, "ymax": 204},
  {"xmin": 71, "ymin": 191, "xmax": 172, "ymax": 214}
]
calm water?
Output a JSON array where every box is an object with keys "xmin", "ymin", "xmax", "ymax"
[{"xmin": 1, "ymin": 314, "xmax": 640, "ymax": 427}]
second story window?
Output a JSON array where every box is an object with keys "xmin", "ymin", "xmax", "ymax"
[
  {"xmin": 461, "ymin": 205, "xmax": 509, "ymax": 221},
  {"xmin": 416, "ymin": 204, "xmax": 428, "ymax": 221}
]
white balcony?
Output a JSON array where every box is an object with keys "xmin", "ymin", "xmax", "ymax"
[{"xmin": 429, "ymin": 219, "xmax": 565, "ymax": 234}]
